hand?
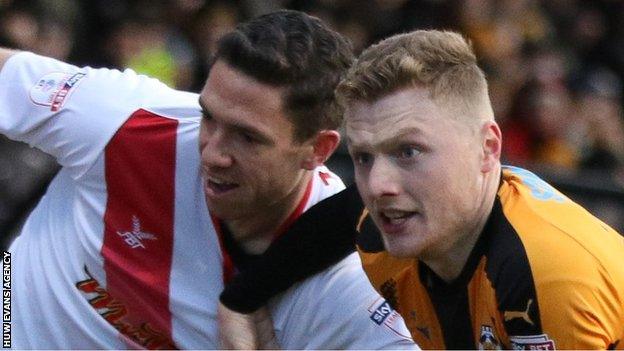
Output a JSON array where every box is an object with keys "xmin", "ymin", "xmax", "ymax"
[{"xmin": 218, "ymin": 302, "xmax": 279, "ymax": 349}]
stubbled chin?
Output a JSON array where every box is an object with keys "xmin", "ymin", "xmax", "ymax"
[
  {"xmin": 204, "ymin": 195, "xmax": 238, "ymax": 219},
  {"xmin": 384, "ymin": 244, "xmax": 416, "ymax": 258},
  {"xmin": 381, "ymin": 234, "xmax": 421, "ymax": 258}
]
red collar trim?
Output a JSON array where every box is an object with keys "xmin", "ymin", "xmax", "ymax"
[
  {"xmin": 272, "ymin": 176, "xmax": 314, "ymax": 240},
  {"xmin": 211, "ymin": 176, "xmax": 314, "ymax": 283},
  {"xmin": 210, "ymin": 213, "xmax": 235, "ymax": 284}
]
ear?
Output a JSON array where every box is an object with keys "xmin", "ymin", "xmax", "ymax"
[
  {"xmin": 301, "ymin": 130, "xmax": 341, "ymax": 170},
  {"xmin": 480, "ymin": 121, "xmax": 502, "ymax": 173}
]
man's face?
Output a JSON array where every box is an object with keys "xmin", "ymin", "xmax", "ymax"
[
  {"xmin": 346, "ymin": 87, "xmax": 486, "ymax": 260},
  {"xmin": 198, "ymin": 60, "xmax": 310, "ymax": 226}
]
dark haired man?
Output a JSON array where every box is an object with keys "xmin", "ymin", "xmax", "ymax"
[{"xmin": 0, "ymin": 10, "xmax": 415, "ymax": 349}]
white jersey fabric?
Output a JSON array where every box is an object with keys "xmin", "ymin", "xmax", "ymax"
[{"xmin": 1, "ymin": 52, "xmax": 417, "ymax": 349}]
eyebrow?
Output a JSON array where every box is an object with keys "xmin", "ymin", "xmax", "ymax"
[
  {"xmin": 347, "ymin": 127, "xmax": 424, "ymax": 150},
  {"xmin": 197, "ymin": 97, "xmax": 273, "ymax": 145}
]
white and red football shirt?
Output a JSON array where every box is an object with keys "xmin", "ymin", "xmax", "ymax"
[{"xmin": 0, "ymin": 52, "xmax": 416, "ymax": 349}]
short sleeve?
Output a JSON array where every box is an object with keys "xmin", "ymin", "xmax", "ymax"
[{"xmin": 0, "ymin": 52, "xmax": 178, "ymax": 179}]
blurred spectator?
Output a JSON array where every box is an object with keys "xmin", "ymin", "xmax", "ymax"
[
  {"xmin": 502, "ymin": 78, "xmax": 580, "ymax": 170},
  {"xmin": 573, "ymin": 67, "xmax": 624, "ymax": 182},
  {"xmin": 458, "ymin": 0, "xmax": 552, "ymax": 137},
  {"xmin": 0, "ymin": 6, "xmax": 39, "ymax": 51},
  {"xmin": 106, "ymin": 19, "xmax": 177, "ymax": 88},
  {"xmin": 500, "ymin": 45, "xmax": 581, "ymax": 170},
  {"xmin": 189, "ymin": 1, "xmax": 241, "ymax": 90}
]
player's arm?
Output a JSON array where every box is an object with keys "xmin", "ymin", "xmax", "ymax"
[
  {"xmin": 0, "ymin": 49, "xmax": 116, "ymax": 178},
  {"xmin": 0, "ymin": 47, "xmax": 18, "ymax": 72},
  {"xmin": 219, "ymin": 184, "xmax": 364, "ymax": 313},
  {"xmin": 0, "ymin": 49, "xmax": 174, "ymax": 179}
]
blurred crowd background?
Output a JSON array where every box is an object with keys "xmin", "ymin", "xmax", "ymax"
[{"xmin": 1, "ymin": 0, "xmax": 624, "ymax": 248}]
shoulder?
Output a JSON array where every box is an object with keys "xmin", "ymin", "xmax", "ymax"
[
  {"xmin": 497, "ymin": 166, "xmax": 624, "ymax": 286},
  {"xmin": 488, "ymin": 172, "xmax": 624, "ymax": 346},
  {"xmin": 9, "ymin": 51, "xmax": 198, "ymax": 113},
  {"xmin": 298, "ymin": 252, "xmax": 371, "ymax": 295},
  {"xmin": 275, "ymin": 252, "xmax": 391, "ymax": 320},
  {"xmin": 273, "ymin": 252, "xmax": 416, "ymax": 349}
]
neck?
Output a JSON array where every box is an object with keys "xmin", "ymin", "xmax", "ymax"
[
  {"xmin": 424, "ymin": 165, "xmax": 501, "ymax": 282},
  {"xmin": 225, "ymin": 171, "xmax": 313, "ymax": 255}
]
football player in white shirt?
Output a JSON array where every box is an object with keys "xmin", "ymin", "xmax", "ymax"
[{"xmin": 0, "ymin": 10, "xmax": 417, "ymax": 350}]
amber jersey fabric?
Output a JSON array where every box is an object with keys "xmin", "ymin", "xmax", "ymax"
[{"xmin": 357, "ymin": 166, "xmax": 624, "ymax": 349}]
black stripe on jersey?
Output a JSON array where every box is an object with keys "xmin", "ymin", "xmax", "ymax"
[
  {"xmin": 484, "ymin": 197, "xmax": 543, "ymax": 336},
  {"xmin": 420, "ymin": 262, "xmax": 475, "ymax": 349},
  {"xmin": 419, "ymin": 210, "xmax": 493, "ymax": 349}
]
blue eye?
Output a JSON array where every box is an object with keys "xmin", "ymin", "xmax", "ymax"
[{"xmin": 397, "ymin": 146, "xmax": 420, "ymax": 160}]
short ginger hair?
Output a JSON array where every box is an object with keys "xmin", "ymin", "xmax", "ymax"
[{"xmin": 337, "ymin": 30, "xmax": 494, "ymax": 123}]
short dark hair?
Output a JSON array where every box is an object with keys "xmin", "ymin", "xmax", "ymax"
[{"xmin": 214, "ymin": 9, "xmax": 354, "ymax": 142}]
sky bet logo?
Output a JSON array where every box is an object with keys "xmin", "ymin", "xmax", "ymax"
[{"xmin": 370, "ymin": 301, "xmax": 393, "ymax": 325}]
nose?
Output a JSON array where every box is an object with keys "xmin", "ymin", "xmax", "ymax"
[
  {"xmin": 366, "ymin": 156, "xmax": 401, "ymax": 199},
  {"xmin": 199, "ymin": 127, "xmax": 233, "ymax": 169}
]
